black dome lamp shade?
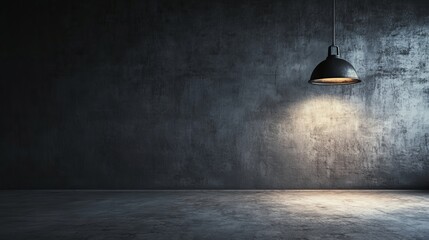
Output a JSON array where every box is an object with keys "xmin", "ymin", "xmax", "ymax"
[{"xmin": 309, "ymin": 0, "xmax": 361, "ymax": 85}]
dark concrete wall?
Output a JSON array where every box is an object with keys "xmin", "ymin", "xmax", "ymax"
[{"xmin": 1, "ymin": 0, "xmax": 428, "ymax": 189}]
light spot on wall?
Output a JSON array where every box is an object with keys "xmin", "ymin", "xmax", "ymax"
[{"xmin": 276, "ymin": 95, "xmax": 379, "ymax": 187}]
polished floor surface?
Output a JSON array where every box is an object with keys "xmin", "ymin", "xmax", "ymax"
[{"xmin": 0, "ymin": 190, "xmax": 428, "ymax": 239}]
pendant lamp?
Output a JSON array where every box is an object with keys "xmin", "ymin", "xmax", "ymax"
[{"xmin": 309, "ymin": 0, "xmax": 361, "ymax": 85}]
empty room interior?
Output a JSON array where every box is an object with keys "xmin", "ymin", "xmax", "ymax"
[{"xmin": 1, "ymin": 0, "xmax": 429, "ymax": 239}]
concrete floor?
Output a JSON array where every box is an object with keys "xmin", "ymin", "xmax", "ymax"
[{"xmin": 0, "ymin": 191, "xmax": 428, "ymax": 240}]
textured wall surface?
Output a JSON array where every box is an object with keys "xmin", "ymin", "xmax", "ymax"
[{"xmin": 1, "ymin": 0, "xmax": 428, "ymax": 189}]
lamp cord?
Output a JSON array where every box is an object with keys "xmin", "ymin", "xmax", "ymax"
[{"xmin": 332, "ymin": 0, "xmax": 336, "ymax": 46}]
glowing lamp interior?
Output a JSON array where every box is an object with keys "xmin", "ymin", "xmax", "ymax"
[{"xmin": 309, "ymin": 78, "xmax": 360, "ymax": 85}]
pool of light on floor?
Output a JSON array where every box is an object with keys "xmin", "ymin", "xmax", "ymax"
[{"xmin": 267, "ymin": 190, "xmax": 427, "ymax": 217}]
